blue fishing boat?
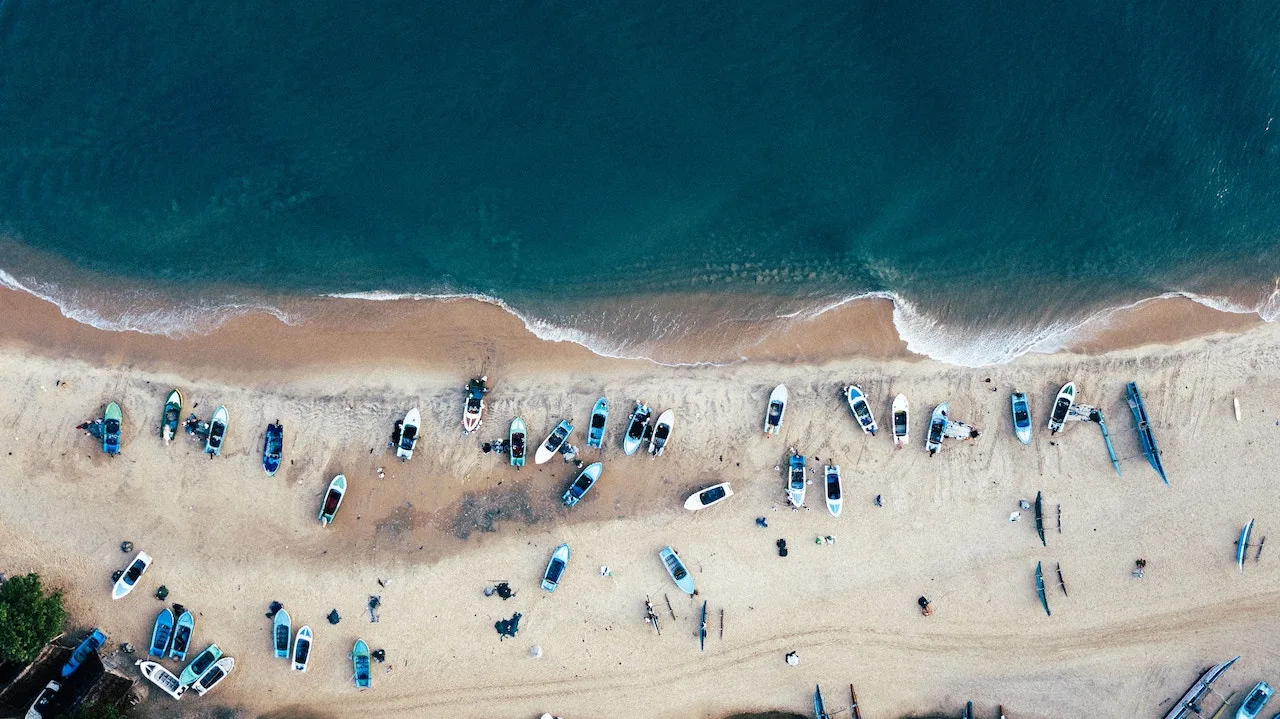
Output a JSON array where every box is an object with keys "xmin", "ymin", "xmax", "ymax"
[
  {"xmin": 352, "ymin": 639, "xmax": 371, "ymax": 688},
  {"xmin": 1010, "ymin": 392, "xmax": 1032, "ymax": 445},
  {"xmin": 562, "ymin": 462, "xmax": 603, "ymax": 507},
  {"xmin": 262, "ymin": 422, "xmax": 283, "ymax": 475},
  {"xmin": 62, "ymin": 629, "xmax": 106, "ymax": 677},
  {"xmin": 1238, "ymin": 681, "xmax": 1274, "ymax": 719},
  {"xmin": 149, "ymin": 607, "xmax": 174, "ymax": 658},
  {"xmin": 1125, "ymin": 382, "xmax": 1168, "ymax": 484},
  {"xmin": 586, "ymin": 397, "xmax": 608, "ymax": 449},
  {"xmin": 659, "ymin": 546, "xmax": 696, "ymax": 595},
  {"xmin": 541, "ymin": 543, "xmax": 570, "ymax": 592},
  {"xmin": 169, "ymin": 609, "xmax": 194, "ymax": 661},
  {"xmin": 102, "ymin": 402, "xmax": 122, "ymax": 455},
  {"xmin": 273, "ymin": 608, "xmax": 292, "ymax": 658}
]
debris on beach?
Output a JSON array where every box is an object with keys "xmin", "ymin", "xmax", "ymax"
[
  {"xmin": 266, "ymin": 601, "xmax": 284, "ymax": 618},
  {"xmin": 371, "ymin": 648, "xmax": 386, "ymax": 663},
  {"xmin": 327, "ymin": 609, "xmax": 341, "ymax": 625},
  {"xmin": 495, "ymin": 612, "xmax": 522, "ymax": 640},
  {"xmin": 785, "ymin": 651, "xmax": 799, "ymax": 666},
  {"xmin": 120, "ymin": 541, "xmax": 133, "ymax": 553},
  {"xmin": 530, "ymin": 645, "xmax": 542, "ymax": 659},
  {"xmin": 368, "ymin": 595, "xmax": 381, "ymax": 622},
  {"xmin": 776, "ymin": 538, "xmax": 788, "ymax": 557}
]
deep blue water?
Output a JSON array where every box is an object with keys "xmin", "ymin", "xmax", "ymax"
[{"xmin": 2, "ymin": 0, "xmax": 1280, "ymax": 362}]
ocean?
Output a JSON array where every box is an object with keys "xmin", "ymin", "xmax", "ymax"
[{"xmin": 2, "ymin": 0, "xmax": 1279, "ymax": 365}]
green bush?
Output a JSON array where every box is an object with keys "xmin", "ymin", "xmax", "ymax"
[
  {"xmin": 0, "ymin": 573, "xmax": 66, "ymax": 664},
  {"xmin": 65, "ymin": 701, "xmax": 130, "ymax": 719}
]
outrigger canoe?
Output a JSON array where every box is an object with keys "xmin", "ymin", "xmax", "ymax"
[
  {"xmin": 787, "ymin": 452, "xmax": 806, "ymax": 507},
  {"xmin": 649, "ymin": 409, "xmax": 674, "ymax": 456},
  {"xmin": 205, "ymin": 405, "xmax": 228, "ymax": 456},
  {"xmin": 273, "ymin": 608, "xmax": 291, "ymax": 658},
  {"xmin": 1035, "ymin": 561, "xmax": 1050, "ymax": 617},
  {"xmin": 892, "ymin": 394, "xmax": 909, "ymax": 448},
  {"xmin": 1238, "ymin": 519, "xmax": 1254, "ymax": 573},
  {"xmin": 825, "ymin": 465, "xmax": 842, "ymax": 518},
  {"xmin": 262, "ymin": 422, "xmax": 284, "ymax": 475},
  {"xmin": 623, "ymin": 402, "xmax": 651, "ymax": 456},
  {"xmin": 684, "ymin": 482, "xmax": 733, "ymax": 511},
  {"xmin": 1034, "ymin": 491, "xmax": 1046, "ymax": 547},
  {"xmin": 191, "ymin": 656, "xmax": 233, "ymax": 696},
  {"xmin": 764, "ymin": 384, "xmax": 787, "ymax": 435},
  {"xmin": 112, "ymin": 551, "xmax": 152, "ymax": 600},
  {"xmin": 462, "ymin": 376, "xmax": 487, "ymax": 433},
  {"xmin": 170, "ymin": 609, "xmax": 194, "ymax": 662},
  {"xmin": 541, "ymin": 543, "xmax": 570, "ymax": 592},
  {"xmin": 659, "ymin": 546, "xmax": 696, "ymax": 595},
  {"xmin": 136, "ymin": 660, "xmax": 186, "ymax": 700},
  {"xmin": 63, "ymin": 629, "xmax": 106, "ymax": 677},
  {"xmin": 562, "ymin": 462, "xmax": 603, "ymax": 507},
  {"xmin": 318, "ymin": 474, "xmax": 346, "ymax": 526},
  {"xmin": 396, "ymin": 408, "xmax": 420, "ymax": 461},
  {"xmin": 178, "ymin": 644, "xmax": 221, "ymax": 686},
  {"xmin": 1126, "ymin": 381, "xmax": 1168, "ymax": 485},
  {"xmin": 352, "ymin": 640, "xmax": 371, "ymax": 688},
  {"xmin": 535, "ymin": 419, "xmax": 574, "ymax": 465},
  {"xmin": 926, "ymin": 403, "xmax": 948, "ymax": 456},
  {"xmin": 161, "ymin": 389, "xmax": 182, "ymax": 444},
  {"xmin": 1161, "ymin": 655, "xmax": 1240, "ymax": 719},
  {"xmin": 815, "ymin": 685, "xmax": 830, "ymax": 719},
  {"xmin": 292, "ymin": 625, "xmax": 312, "ymax": 672},
  {"xmin": 509, "ymin": 417, "xmax": 526, "ymax": 467},
  {"xmin": 845, "ymin": 385, "xmax": 878, "ymax": 436},
  {"xmin": 586, "ymin": 397, "xmax": 608, "ymax": 449},
  {"xmin": 103, "ymin": 402, "xmax": 122, "ymax": 455},
  {"xmin": 1048, "ymin": 382, "xmax": 1075, "ymax": 434},
  {"xmin": 1011, "ymin": 392, "xmax": 1032, "ymax": 445}
]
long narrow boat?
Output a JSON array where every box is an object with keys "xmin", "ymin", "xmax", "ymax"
[
  {"xmin": 1162, "ymin": 656, "xmax": 1241, "ymax": 719},
  {"xmin": 814, "ymin": 685, "xmax": 829, "ymax": 719},
  {"xmin": 292, "ymin": 625, "xmax": 312, "ymax": 672},
  {"xmin": 1126, "ymin": 381, "xmax": 1168, "ymax": 484},
  {"xmin": 1047, "ymin": 382, "xmax": 1075, "ymax": 433},
  {"xmin": 509, "ymin": 417, "xmax": 526, "ymax": 467},
  {"xmin": 102, "ymin": 402, "xmax": 122, "ymax": 455},
  {"xmin": 161, "ymin": 389, "xmax": 182, "ymax": 444},
  {"xmin": 844, "ymin": 385, "xmax": 878, "ymax": 436},
  {"xmin": 891, "ymin": 394, "xmax": 909, "ymax": 448},
  {"xmin": 926, "ymin": 403, "xmax": 948, "ymax": 456},
  {"xmin": 535, "ymin": 419, "xmax": 573, "ymax": 465},
  {"xmin": 1034, "ymin": 491, "xmax": 1046, "ymax": 547},
  {"xmin": 1238, "ymin": 519, "xmax": 1254, "ymax": 573},
  {"xmin": 787, "ymin": 452, "xmax": 806, "ymax": 507},
  {"xmin": 1035, "ymin": 561, "xmax": 1050, "ymax": 616},
  {"xmin": 586, "ymin": 397, "xmax": 608, "ymax": 449},
  {"xmin": 825, "ymin": 465, "xmax": 842, "ymax": 518},
  {"xmin": 764, "ymin": 384, "xmax": 787, "ymax": 435},
  {"xmin": 136, "ymin": 660, "xmax": 186, "ymax": 700},
  {"xmin": 169, "ymin": 609, "xmax": 194, "ymax": 662},
  {"xmin": 318, "ymin": 474, "xmax": 346, "ymax": 526},
  {"xmin": 850, "ymin": 685, "xmax": 864, "ymax": 719},
  {"xmin": 352, "ymin": 639, "xmax": 371, "ymax": 688},
  {"xmin": 699, "ymin": 600, "xmax": 707, "ymax": 652}
]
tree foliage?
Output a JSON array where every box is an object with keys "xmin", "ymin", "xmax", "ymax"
[
  {"xmin": 0, "ymin": 573, "xmax": 66, "ymax": 664},
  {"xmin": 66, "ymin": 700, "xmax": 131, "ymax": 719}
]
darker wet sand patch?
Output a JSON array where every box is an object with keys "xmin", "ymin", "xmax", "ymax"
[{"xmin": 447, "ymin": 486, "xmax": 542, "ymax": 539}]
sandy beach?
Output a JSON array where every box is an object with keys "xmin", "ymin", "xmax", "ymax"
[{"xmin": 3, "ymin": 284, "xmax": 1280, "ymax": 719}]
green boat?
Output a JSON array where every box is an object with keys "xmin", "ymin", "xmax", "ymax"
[
  {"xmin": 352, "ymin": 639, "xmax": 371, "ymax": 688},
  {"xmin": 160, "ymin": 389, "xmax": 182, "ymax": 443},
  {"xmin": 102, "ymin": 402, "xmax": 122, "ymax": 455}
]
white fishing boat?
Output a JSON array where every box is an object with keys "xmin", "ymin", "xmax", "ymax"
[
  {"xmin": 764, "ymin": 384, "xmax": 787, "ymax": 435},
  {"xmin": 1048, "ymin": 382, "xmax": 1075, "ymax": 434},
  {"xmin": 136, "ymin": 660, "xmax": 186, "ymax": 700},
  {"xmin": 396, "ymin": 408, "xmax": 420, "ymax": 461},
  {"xmin": 112, "ymin": 551, "xmax": 152, "ymax": 600},
  {"xmin": 891, "ymin": 394, "xmax": 909, "ymax": 448},
  {"xmin": 684, "ymin": 482, "xmax": 733, "ymax": 511},
  {"xmin": 191, "ymin": 656, "xmax": 234, "ymax": 696},
  {"xmin": 824, "ymin": 465, "xmax": 842, "ymax": 517},
  {"xmin": 844, "ymin": 385, "xmax": 878, "ymax": 436}
]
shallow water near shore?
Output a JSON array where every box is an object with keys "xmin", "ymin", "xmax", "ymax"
[{"xmin": 2, "ymin": 1, "xmax": 1280, "ymax": 365}]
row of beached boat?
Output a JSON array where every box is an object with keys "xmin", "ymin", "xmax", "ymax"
[{"xmin": 537, "ymin": 542, "xmax": 697, "ymax": 598}]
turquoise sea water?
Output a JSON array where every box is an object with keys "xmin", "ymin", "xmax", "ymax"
[{"xmin": 2, "ymin": 1, "xmax": 1279, "ymax": 364}]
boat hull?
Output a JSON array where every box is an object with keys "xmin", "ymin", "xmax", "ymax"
[
  {"xmin": 396, "ymin": 408, "xmax": 420, "ymax": 461},
  {"xmin": 649, "ymin": 409, "xmax": 674, "ymax": 456},
  {"xmin": 318, "ymin": 474, "xmax": 347, "ymax": 525},
  {"xmin": 1048, "ymin": 383, "xmax": 1075, "ymax": 434},
  {"xmin": 586, "ymin": 397, "xmax": 608, "ymax": 449},
  {"xmin": 926, "ymin": 403, "xmax": 949, "ymax": 455},
  {"xmin": 825, "ymin": 465, "xmax": 842, "ymax": 518},
  {"xmin": 684, "ymin": 482, "xmax": 733, "ymax": 510},
  {"xmin": 534, "ymin": 420, "xmax": 573, "ymax": 465},
  {"xmin": 1011, "ymin": 392, "xmax": 1032, "ymax": 445},
  {"xmin": 764, "ymin": 384, "xmax": 787, "ymax": 434},
  {"xmin": 509, "ymin": 417, "xmax": 526, "ymax": 467},
  {"xmin": 845, "ymin": 385, "xmax": 878, "ymax": 436},
  {"xmin": 892, "ymin": 394, "xmax": 909, "ymax": 448}
]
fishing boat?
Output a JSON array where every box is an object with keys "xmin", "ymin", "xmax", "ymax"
[
  {"xmin": 178, "ymin": 644, "xmax": 222, "ymax": 686},
  {"xmin": 623, "ymin": 402, "xmax": 651, "ymax": 456},
  {"xmin": 814, "ymin": 685, "xmax": 829, "ymax": 719},
  {"xmin": 462, "ymin": 376, "xmax": 487, "ymax": 433},
  {"xmin": 787, "ymin": 452, "xmax": 806, "ymax": 507},
  {"xmin": 139, "ymin": 631, "xmax": 170, "ymax": 670},
  {"xmin": 169, "ymin": 609, "xmax": 194, "ymax": 662},
  {"xmin": 62, "ymin": 629, "xmax": 106, "ymax": 677},
  {"xmin": 1237, "ymin": 682, "xmax": 1274, "ymax": 719},
  {"xmin": 844, "ymin": 385, "xmax": 878, "ymax": 436},
  {"xmin": 509, "ymin": 417, "xmax": 526, "ymax": 467},
  {"xmin": 112, "ymin": 551, "xmax": 152, "ymax": 600},
  {"xmin": 824, "ymin": 465, "xmax": 842, "ymax": 518},
  {"xmin": 1034, "ymin": 491, "xmax": 1046, "ymax": 547},
  {"xmin": 659, "ymin": 546, "xmax": 696, "ymax": 595},
  {"xmin": 161, "ymin": 389, "xmax": 182, "ymax": 444},
  {"xmin": 1162, "ymin": 656, "xmax": 1240, "ymax": 719},
  {"xmin": 891, "ymin": 394, "xmax": 909, "ymax": 448},
  {"xmin": 534, "ymin": 419, "xmax": 573, "ymax": 465},
  {"xmin": 102, "ymin": 401, "xmax": 122, "ymax": 455},
  {"xmin": 684, "ymin": 482, "xmax": 733, "ymax": 511},
  {"xmin": 1035, "ymin": 561, "xmax": 1050, "ymax": 616},
  {"xmin": 699, "ymin": 600, "xmax": 707, "ymax": 652},
  {"xmin": 1127, "ymin": 381, "xmax": 1168, "ymax": 484},
  {"xmin": 292, "ymin": 625, "xmax": 312, "ymax": 672},
  {"xmin": 562, "ymin": 462, "xmax": 604, "ymax": 507},
  {"xmin": 1238, "ymin": 519, "xmax": 1254, "ymax": 573},
  {"xmin": 262, "ymin": 422, "xmax": 284, "ymax": 475},
  {"xmin": 318, "ymin": 474, "xmax": 346, "ymax": 526},
  {"xmin": 586, "ymin": 397, "xmax": 608, "ymax": 449},
  {"xmin": 205, "ymin": 405, "xmax": 228, "ymax": 456},
  {"xmin": 649, "ymin": 409, "xmax": 674, "ymax": 456},
  {"xmin": 136, "ymin": 660, "xmax": 186, "ymax": 700},
  {"xmin": 191, "ymin": 656, "xmax": 234, "ymax": 696},
  {"xmin": 352, "ymin": 640, "xmax": 371, "ymax": 688},
  {"xmin": 25, "ymin": 679, "xmax": 60, "ymax": 718},
  {"xmin": 273, "ymin": 608, "xmax": 292, "ymax": 658},
  {"xmin": 963, "ymin": 701, "xmax": 974, "ymax": 719},
  {"xmin": 1046, "ymin": 382, "xmax": 1074, "ymax": 433},
  {"xmin": 926, "ymin": 403, "xmax": 948, "ymax": 456},
  {"xmin": 541, "ymin": 543, "xmax": 570, "ymax": 592},
  {"xmin": 1010, "ymin": 392, "xmax": 1032, "ymax": 445},
  {"xmin": 764, "ymin": 384, "xmax": 787, "ymax": 435},
  {"xmin": 396, "ymin": 408, "xmax": 420, "ymax": 461}
]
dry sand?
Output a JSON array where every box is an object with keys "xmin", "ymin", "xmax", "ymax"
[{"xmin": 2, "ymin": 285, "xmax": 1279, "ymax": 719}]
